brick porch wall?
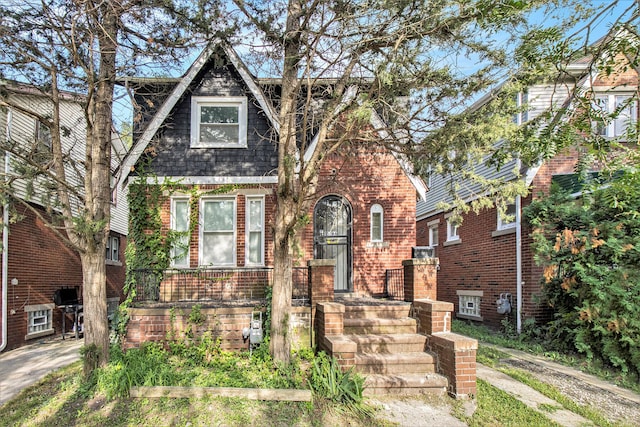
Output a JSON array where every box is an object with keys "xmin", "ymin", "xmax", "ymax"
[{"xmin": 124, "ymin": 306, "xmax": 311, "ymax": 352}]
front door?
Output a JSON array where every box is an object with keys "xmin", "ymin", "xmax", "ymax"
[{"xmin": 314, "ymin": 195, "xmax": 352, "ymax": 292}]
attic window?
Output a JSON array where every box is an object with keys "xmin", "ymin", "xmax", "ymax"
[{"xmin": 191, "ymin": 96, "xmax": 247, "ymax": 148}]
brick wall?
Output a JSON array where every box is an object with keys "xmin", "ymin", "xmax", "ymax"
[
  {"xmin": 124, "ymin": 305, "xmax": 311, "ymax": 351},
  {"xmin": 416, "ymin": 148, "xmax": 583, "ymax": 328},
  {"xmin": 151, "ymin": 143, "xmax": 417, "ymax": 300},
  {"xmin": 299, "ymin": 144, "xmax": 417, "ymax": 296},
  {"xmin": 1, "ymin": 203, "xmax": 126, "ymax": 351}
]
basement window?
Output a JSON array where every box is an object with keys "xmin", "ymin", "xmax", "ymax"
[
  {"xmin": 25, "ymin": 304, "xmax": 55, "ymax": 339},
  {"xmin": 456, "ymin": 290, "xmax": 483, "ymax": 321}
]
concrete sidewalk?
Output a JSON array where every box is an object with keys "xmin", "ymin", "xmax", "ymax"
[
  {"xmin": 0, "ymin": 336, "xmax": 82, "ymax": 407},
  {"xmin": 477, "ymin": 364, "xmax": 592, "ymax": 426}
]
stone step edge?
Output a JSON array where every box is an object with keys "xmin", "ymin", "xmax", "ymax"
[
  {"xmin": 362, "ymin": 373, "xmax": 448, "ymax": 395},
  {"xmin": 355, "ymin": 352, "xmax": 436, "ymax": 365},
  {"xmin": 345, "ymin": 333, "xmax": 427, "ymax": 344},
  {"xmin": 344, "ymin": 318, "xmax": 416, "ymax": 327}
]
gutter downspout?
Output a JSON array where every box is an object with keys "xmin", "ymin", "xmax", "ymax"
[
  {"xmin": 516, "ymin": 158, "xmax": 523, "ymax": 335},
  {"xmin": 1, "ymin": 108, "xmax": 11, "ymax": 352}
]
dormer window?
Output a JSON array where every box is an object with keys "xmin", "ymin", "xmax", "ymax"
[{"xmin": 190, "ymin": 96, "xmax": 248, "ymax": 148}]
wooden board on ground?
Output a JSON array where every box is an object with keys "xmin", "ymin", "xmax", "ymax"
[{"xmin": 130, "ymin": 386, "xmax": 312, "ymax": 402}]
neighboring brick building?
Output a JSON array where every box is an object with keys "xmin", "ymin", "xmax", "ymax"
[
  {"xmin": 0, "ymin": 81, "xmax": 128, "ymax": 352},
  {"xmin": 417, "ymin": 47, "xmax": 638, "ymax": 330},
  {"xmin": 117, "ymin": 41, "xmax": 426, "ymax": 298}
]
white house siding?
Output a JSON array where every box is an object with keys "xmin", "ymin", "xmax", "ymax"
[
  {"xmin": 417, "ymin": 81, "xmax": 574, "ymax": 220},
  {"xmin": 2, "ymin": 90, "xmax": 128, "ymax": 237},
  {"xmin": 5, "ymin": 93, "xmax": 86, "ymax": 216}
]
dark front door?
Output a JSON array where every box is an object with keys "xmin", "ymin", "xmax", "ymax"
[{"xmin": 314, "ymin": 195, "xmax": 352, "ymax": 292}]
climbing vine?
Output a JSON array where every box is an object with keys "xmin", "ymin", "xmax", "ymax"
[{"xmin": 114, "ymin": 168, "xmax": 241, "ymax": 340}]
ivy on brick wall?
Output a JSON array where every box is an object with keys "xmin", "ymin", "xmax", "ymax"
[{"xmin": 114, "ymin": 168, "xmax": 238, "ymax": 339}]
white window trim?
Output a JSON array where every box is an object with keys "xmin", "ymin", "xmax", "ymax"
[
  {"xmin": 106, "ymin": 235, "xmax": 122, "ymax": 266},
  {"xmin": 199, "ymin": 196, "xmax": 237, "ymax": 267},
  {"xmin": 428, "ymin": 219, "xmax": 439, "ymax": 251},
  {"xmin": 513, "ymin": 91, "xmax": 529, "ymax": 125},
  {"xmin": 25, "ymin": 303, "xmax": 55, "ymax": 339},
  {"xmin": 190, "ymin": 96, "xmax": 248, "ymax": 148},
  {"xmin": 370, "ymin": 204, "xmax": 384, "ymax": 242},
  {"xmin": 456, "ymin": 290, "xmax": 483, "ymax": 321},
  {"xmin": 496, "ymin": 203, "xmax": 517, "ymax": 231},
  {"xmin": 593, "ymin": 92, "xmax": 637, "ymax": 139},
  {"xmin": 245, "ymin": 195, "xmax": 265, "ymax": 266},
  {"xmin": 444, "ymin": 213, "xmax": 461, "ymax": 245},
  {"xmin": 171, "ymin": 197, "xmax": 191, "ymax": 268}
]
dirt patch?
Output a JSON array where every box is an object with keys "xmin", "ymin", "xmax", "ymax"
[{"xmin": 501, "ymin": 358, "xmax": 640, "ymax": 425}]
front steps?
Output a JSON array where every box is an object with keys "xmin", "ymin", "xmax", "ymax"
[{"xmin": 331, "ymin": 302, "xmax": 448, "ymax": 396}]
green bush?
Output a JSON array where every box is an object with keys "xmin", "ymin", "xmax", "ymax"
[{"xmin": 524, "ymin": 170, "xmax": 640, "ymax": 375}]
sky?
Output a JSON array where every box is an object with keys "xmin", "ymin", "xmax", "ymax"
[{"xmin": 112, "ymin": 0, "xmax": 639, "ymax": 133}]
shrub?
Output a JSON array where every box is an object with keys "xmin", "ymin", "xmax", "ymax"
[{"xmin": 524, "ymin": 171, "xmax": 640, "ymax": 375}]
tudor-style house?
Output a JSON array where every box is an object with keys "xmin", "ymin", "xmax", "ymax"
[{"xmin": 118, "ymin": 41, "xmax": 427, "ymax": 302}]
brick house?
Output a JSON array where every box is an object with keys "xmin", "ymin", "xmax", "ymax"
[
  {"xmin": 416, "ymin": 46, "xmax": 638, "ymax": 330},
  {"xmin": 0, "ymin": 81, "xmax": 128, "ymax": 352},
  {"xmin": 117, "ymin": 41, "xmax": 426, "ymax": 300}
]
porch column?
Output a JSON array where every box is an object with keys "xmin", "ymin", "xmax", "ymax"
[
  {"xmin": 308, "ymin": 259, "xmax": 335, "ymax": 307},
  {"xmin": 402, "ymin": 258, "xmax": 438, "ymax": 302}
]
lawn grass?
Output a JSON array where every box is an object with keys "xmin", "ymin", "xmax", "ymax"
[
  {"xmin": 457, "ymin": 379, "xmax": 560, "ymax": 427},
  {"xmin": 0, "ymin": 362, "xmax": 385, "ymax": 427}
]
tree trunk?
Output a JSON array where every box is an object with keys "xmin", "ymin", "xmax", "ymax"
[
  {"xmin": 269, "ymin": 0, "xmax": 303, "ymax": 365},
  {"xmin": 270, "ymin": 200, "xmax": 294, "ymax": 363},
  {"xmin": 80, "ymin": 249, "xmax": 109, "ymax": 374}
]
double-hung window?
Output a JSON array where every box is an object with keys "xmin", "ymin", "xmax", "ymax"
[
  {"xmin": 428, "ymin": 220, "xmax": 439, "ymax": 256},
  {"xmin": 513, "ymin": 91, "xmax": 529, "ymax": 125},
  {"xmin": 171, "ymin": 198, "xmax": 190, "ymax": 267},
  {"xmin": 191, "ymin": 97, "xmax": 248, "ymax": 148},
  {"xmin": 593, "ymin": 93, "xmax": 637, "ymax": 139},
  {"xmin": 446, "ymin": 216, "xmax": 460, "ymax": 242},
  {"xmin": 370, "ymin": 204, "xmax": 383, "ymax": 242},
  {"xmin": 105, "ymin": 235, "xmax": 120, "ymax": 263},
  {"xmin": 497, "ymin": 203, "xmax": 517, "ymax": 231},
  {"xmin": 201, "ymin": 198, "xmax": 236, "ymax": 266},
  {"xmin": 246, "ymin": 197, "xmax": 264, "ymax": 266}
]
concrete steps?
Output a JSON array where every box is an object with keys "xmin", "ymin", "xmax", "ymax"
[
  {"xmin": 355, "ymin": 352, "xmax": 436, "ymax": 374},
  {"xmin": 338, "ymin": 304, "xmax": 447, "ymax": 395},
  {"xmin": 346, "ymin": 333, "xmax": 426, "ymax": 353},
  {"xmin": 363, "ymin": 373, "xmax": 448, "ymax": 396},
  {"xmin": 344, "ymin": 317, "xmax": 417, "ymax": 335}
]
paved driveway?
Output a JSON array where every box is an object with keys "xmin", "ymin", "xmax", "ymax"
[{"xmin": 0, "ymin": 337, "xmax": 82, "ymax": 407}]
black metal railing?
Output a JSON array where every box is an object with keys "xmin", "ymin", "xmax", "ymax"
[
  {"xmin": 292, "ymin": 266, "xmax": 309, "ymax": 304},
  {"xmin": 385, "ymin": 268, "xmax": 404, "ymax": 300},
  {"xmin": 130, "ymin": 268, "xmax": 273, "ymax": 303}
]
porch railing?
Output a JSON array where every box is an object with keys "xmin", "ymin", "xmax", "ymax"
[
  {"xmin": 385, "ymin": 268, "xmax": 404, "ymax": 300},
  {"xmin": 130, "ymin": 267, "xmax": 310, "ymax": 304}
]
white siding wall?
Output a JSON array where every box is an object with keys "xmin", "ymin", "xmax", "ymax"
[
  {"xmin": 417, "ymin": 81, "xmax": 574, "ymax": 220},
  {"xmin": 3, "ymin": 91, "xmax": 127, "ymax": 236}
]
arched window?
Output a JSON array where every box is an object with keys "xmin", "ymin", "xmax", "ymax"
[{"xmin": 370, "ymin": 204, "xmax": 383, "ymax": 242}]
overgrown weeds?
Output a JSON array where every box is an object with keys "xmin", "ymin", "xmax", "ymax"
[{"xmin": 453, "ymin": 319, "xmax": 640, "ymax": 393}]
